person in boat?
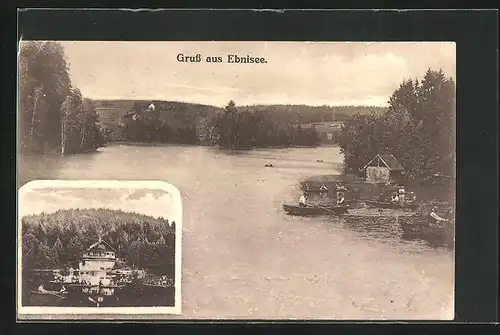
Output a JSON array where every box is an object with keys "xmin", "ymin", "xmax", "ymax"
[
  {"xmin": 319, "ymin": 184, "xmax": 328, "ymax": 198},
  {"xmin": 336, "ymin": 184, "xmax": 347, "ymax": 191},
  {"xmin": 336, "ymin": 191, "xmax": 345, "ymax": 206},
  {"xmin": 390, "ymin": 192, "xmax": 399, "ymax": 204},
  {"xmin": 299, "ymin": 192, "xmax": 309, "ymax": 207},
  {"xmin": 398, "ymin": 186, "xmax": 406, "ymax": 205},
  {"xmin": 429, "ymin": 206, "xmax": 448, "ymax": 225},
  {"xmin": 406, "ymin": 191, "xmax": 417, "ymax": 204},
  {"xmin": 378, "ymin": 192, "xmax": 386, "ymax": 202}
]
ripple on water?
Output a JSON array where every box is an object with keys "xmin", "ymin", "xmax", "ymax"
[{"xmin": 323, "ymin": 212, "xmax": 453, "ymax": 255}]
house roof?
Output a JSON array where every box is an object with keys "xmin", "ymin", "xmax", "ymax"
[
  {"xmin": 361, "ymin": 154, "xmax": 404, "ymax": 172},
  {"xmin": 85, "ymin": 238, "xmax": 117, "ymax": 253}
]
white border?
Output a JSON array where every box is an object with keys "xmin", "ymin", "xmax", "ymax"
[{"xmin": 17, "ymin": 180, "xmax": 182, "ymax": 319}]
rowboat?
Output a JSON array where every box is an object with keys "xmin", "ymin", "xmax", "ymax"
[
  {"xmin": 282, "ymin": 204, "xmax": 349, "ymax": 216},
  {"xmin": 365, "ymin": 200, "xmax": 418, "ymax": 210},
  {"xmin": 29, "ymin": 289, "xmax": 67, "ymax": 306},
  {"xmin": 400, "ymin": 216, "xmax": 455, "ymax": 247}
]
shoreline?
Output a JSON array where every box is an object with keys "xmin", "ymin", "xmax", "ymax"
[
  {"xmin": 107, "ymin": 141, "xmax": 328, "ymax": 150},
  {"xmin": 20, "ymin": 147, "xmax": 103, "ymax": 157},
  {"xmin": 110, "ymin": 141, "xmax": 200, "ymax": 147},
  {"xmin": 300, "ymin": 174, "xmax": 455, "ymax": 208},
  {"xmin": 22, "ymin": 141, "xmax": 339, "ymax": 154}
]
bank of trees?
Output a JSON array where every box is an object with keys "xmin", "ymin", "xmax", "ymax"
[
  {"xmin": 19, "ymin": 41, "xmax": 106, "ymax": 154},
  {"xmin": 121, "ymin": 122, "xmax": 198, "ymax": 144},
  {"xmin": 21, "ymin": 208, "xmax": 175, "ymax": 275},
  {"xmin": 60, "ymin": 89, "xmax": 107, "ymax": 153},
  {"xmin": 209, "ymin": 100, "xmax": 321, "ymax": 149},
  {"xmin": 338, "ymin": 68, "xmax": 455, "ymax": 181},
  {"xmin": 118, "ymin": 100, "xmax": 321, "ymax": 148},
  {"xmin": 119, "ymin": 102, "xmax": 198, "ymax": 144}
]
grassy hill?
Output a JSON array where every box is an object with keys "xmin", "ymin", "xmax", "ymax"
[
  {"xmin": 92, "ymin": 99, "xmax": 387, "ymax": 142},
  {"xmin": 94, "ymin": 99, "xmax": 222, "ymax": 128}
]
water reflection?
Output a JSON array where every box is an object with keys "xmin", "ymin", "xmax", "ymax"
[{"xmin": 330, "ymin": 212, "xmax": 452, "ymax": 253}]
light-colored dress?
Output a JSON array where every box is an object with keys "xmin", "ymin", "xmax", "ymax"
[{"xmin": 399, "ymin": 194, "xmax": 406, "ymax": 205}]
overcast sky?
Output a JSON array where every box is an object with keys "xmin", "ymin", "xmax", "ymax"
[
  {"xmin": 59, "ymin": 41, "xmax": 455, "ymax": 107},
  {"xmin": 19, "ymin": 187, "xmax": 180, "ymax": 223}
]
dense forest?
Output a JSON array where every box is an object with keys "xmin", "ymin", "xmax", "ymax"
[
  {"xmin": 209, "ymin": 101, "xmax": 321, "ymax": 148},
  {"xmin": 120, "ymin": 112, "xmax": 199, "ymax": 145},
  {"xmin": 237, "ymin": 104, "xmax": 386, "ymax": 123},
  {"xmin": 21, "ymin": 208, "xmax": 176, "ymax": 275},
  {"xmin": 338, "ymin": 68, "xmax": 456, "ymax": 182},
  {"xmin": 19, "ymin": 42, "xmax": 106, "ymax": 154},
  {"xmin": 95, "ymin": 99, "xmax": 384, "ymax": 146}
]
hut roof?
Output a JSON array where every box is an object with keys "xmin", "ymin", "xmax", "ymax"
[
  {"xmin": 361, "ymin": 154, "xmax": 404, "ymax": 172},
  {"xmin": 85, "ymin": 239, "xmax": 117, "ymax": 253}
]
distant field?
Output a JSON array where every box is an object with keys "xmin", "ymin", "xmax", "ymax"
[{"xmin": 95, "ymin": 108, "xmax": 127, "ymax": 127}]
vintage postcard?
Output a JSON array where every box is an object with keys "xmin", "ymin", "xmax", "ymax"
[
  {"xmin": 17, "ymin": 180, "xmax": 182, "ymax": 319},
  {"xmin": 18, "ymin": 41, "xmax": 455, "ymax": 320}
]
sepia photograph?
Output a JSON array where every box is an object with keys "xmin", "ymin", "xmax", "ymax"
[
  {"xmin": 17, "ymin": 180, "xmax": 182, "ymax": 318},
  {"xmin": 18, "ymin": 41, "xmax": 455, "ymax": 319}
]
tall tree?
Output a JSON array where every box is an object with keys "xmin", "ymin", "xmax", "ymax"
[
  {"xmin": 339, "ymin": 68, "xmax": 456, "ymax": 180},
  {"xmin": 61, "ymin": 89, "xmax": 106, "ymax": 154},
  {"xmin": 216, "ymin": 100, "xmax": 238, "ymax": 148},
  {"xmin": 338, "ymin": 112, "xmax": 382, "ymax": 173},
  {"xmin": 19, "ymin": 41, "xmax": 71, "ymax": 151},
  {"xmin": 22, "ymin": 233, "xmax": 38, "ymax": 270},
  {"xmin": 81, "ymin": 98, "xmax": 106, "ymax": 150},
  {"xmin": 60, "ymin": 87, "xmax": 84, "ymax": 154},
  {"xmin": 415, "ymin": 69, "xmax": 456, "ymax": 177}
]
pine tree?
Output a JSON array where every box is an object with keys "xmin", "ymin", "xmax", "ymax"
[{"xmin": 339, "ymin": 68, "xmax": 455, "ymax": 180}]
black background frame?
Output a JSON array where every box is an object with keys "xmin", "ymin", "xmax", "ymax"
[{"xmin": 6, "ymin": 7, "xmax": 499, "ymax": 329}]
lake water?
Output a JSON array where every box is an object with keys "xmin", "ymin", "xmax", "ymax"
[{"xmin": 18, "ymin": 144, "xmax": 454, "ymax": 319}]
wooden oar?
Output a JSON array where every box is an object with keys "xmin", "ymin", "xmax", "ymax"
[
  {"xmin": 313, "ymin": 204, "xmax": 339, "ymax": 215},
  {"xmin": 50, "ymin": 292, "xmax": 66, "ymax": 299}
]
